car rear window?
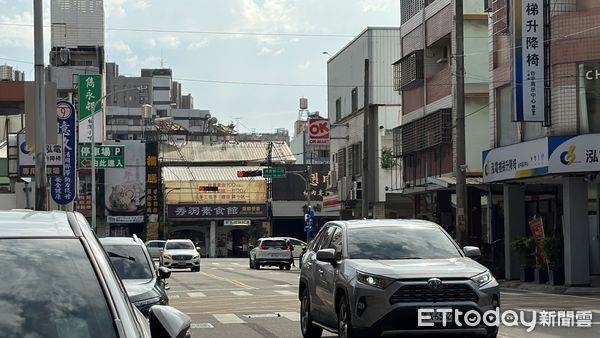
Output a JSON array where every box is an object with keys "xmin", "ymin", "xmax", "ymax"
[
  {"xmin": 261, "ymin": 240, "xmax": 287, "ymax": 249},
  {"xmin": 103, "ymin": 244, "xmax": 154, "ymax": 280},
  {"xmin": 347, "ymin": 226, "xmax": 462, "ymax": 260},
  {"xmin": 0, "ymin": 238, "xmax": 117, "ymax": 338}
]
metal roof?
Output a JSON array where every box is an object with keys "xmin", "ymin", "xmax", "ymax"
[
  {"xmin": 162, "ymin": 166, "xmax": 266, "ymax": 182},
  {"xmin": 160, "ymin": 141, "xmax": 296, "ymax": 164}
]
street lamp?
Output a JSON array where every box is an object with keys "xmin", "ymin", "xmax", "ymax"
[{"xmin": 89, "ymin": 86, "xmax": 144, "ymax": 231}]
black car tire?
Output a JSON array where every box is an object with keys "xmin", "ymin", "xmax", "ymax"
[
  {"xmin": 285, "ymin": 264, "xmax": 291, "ymax": 270},
  {"xmin": 191, "ymin": 267, "xmax": 200, "ymax": 272},
  {"xmin": 300, "ymin": 288, "xmax": 323, "ymax": 338},
  {"xmin": 249, "ymin": 258, "xmax": 254, "ymax": 269},
  {"xmin": 254, "ymin": 261, "xmax": 260, "ymax": 270},
  {"xmin": 279, "ymin": 265, "xmax": 284, "ymax": 270},
  {"xmin": 338, "ymin": 295, "xmax": 361, "ymax": 338}
]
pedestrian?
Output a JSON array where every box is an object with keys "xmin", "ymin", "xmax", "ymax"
[{"xmin": 286, "ymin": 239, "xmax": 296, "ymax": 267}]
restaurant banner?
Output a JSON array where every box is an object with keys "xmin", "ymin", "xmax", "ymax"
[
  {"xmin": 529, "ymin": 215, "xmax": 546, "ymax": 264},
  {"xmin": 167, "ymin": 203, "xmax": 268, "ymax": 220}
]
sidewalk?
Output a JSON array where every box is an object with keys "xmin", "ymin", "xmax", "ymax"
[{"xmin": 500, "ymin": 275, "xmax": 600, "ymax": 295}]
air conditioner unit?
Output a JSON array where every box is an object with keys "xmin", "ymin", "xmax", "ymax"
[{"xmin": 329, "ymin": 171, "xmax": 338, "ymax": 188}]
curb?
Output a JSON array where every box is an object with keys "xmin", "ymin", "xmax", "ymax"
[{"xmin": 500, "ymin": 281, "xmax": 600, "ymax": 295}]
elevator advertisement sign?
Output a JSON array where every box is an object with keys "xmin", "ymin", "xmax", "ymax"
[
  {"xmin": 308, "ymin": 118, "xmax": 330, "ymax": 145},
  {"xmin": 513, "ymin": 0, "xmax": 546, "ymax": 122},
  {"xmin": 482, "ymin": 138, "xmax": 548, "ymax": 183}
]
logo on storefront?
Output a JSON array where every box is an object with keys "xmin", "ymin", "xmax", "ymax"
[
  {"xmin": 560, "ymin": 145, "xmax": 577, "ymax": 166},
  {"xmin": 484, "ymin": 160, "xmax": 490, "ymax": 176}
]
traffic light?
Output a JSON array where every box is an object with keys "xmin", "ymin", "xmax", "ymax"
[
  {"xmin": 237, "ymin": 170, "xmax": 262, "ymax": 178},
  {"xmin": 199, "ymin": 186, "xmax": 219, "ymax": 192}
]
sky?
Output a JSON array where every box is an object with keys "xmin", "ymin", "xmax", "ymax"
[{"xmin": 0, "ymin": 0, "xmax": 399, "ymax": 133}]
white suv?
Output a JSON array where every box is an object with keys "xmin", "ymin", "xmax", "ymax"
[
  {"xmin": 249, "ymin": 237, "xmax": 293, "ymax": 270},
  {"xmin": 161, "ymin": 239, "xmax": 201, "ymax": 272}
]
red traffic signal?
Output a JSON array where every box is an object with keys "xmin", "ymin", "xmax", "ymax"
[
  {"xmin": 199, "ymin": 186, "xmax": 219, "ymax": 192},
  {"xmin": 237, "ymin": 170, "xmax": 262, "ymax": 178}
]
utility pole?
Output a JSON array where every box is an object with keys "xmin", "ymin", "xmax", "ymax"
[
  {"xmin": 455, "ymin": 0, "xmax": 467, "ymax": 246},
  {"xmin": 34, "ymin": 0, "xmax": 47, "ymax": 211},
  {"xmin": 307, "ymin": 165, "xmax": 312, "ymax": 244},
  {"xmin": 362, "ymin": 58, "xmax": 370, "ymax": 219}
]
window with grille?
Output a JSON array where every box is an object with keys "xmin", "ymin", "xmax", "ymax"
[
  {"xmin": 401, "ymin": 0, "xmax": 425, "ymax": 24},
  {"xmin": 394, "ymin": 109, "xmax": 452, "ymax": 155},
  {"xmin": 337, "ymin": 149, "xmax": 346, "ymax": 177},
  {"xmin": 335, "ymin": 98, "xmax": 342, "ymax": 121},
  {"xmin": 399, "ymin": 50, "xmax": 424, "ymax": 90}
]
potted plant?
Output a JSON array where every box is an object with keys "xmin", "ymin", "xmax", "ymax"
[
  {"xmin": 542, "ymin": 237, "xmax": 564, "ymax": 285},
  {"xmin": 511, "ymin": 237, "xmax": 535, "ymax": 282}
]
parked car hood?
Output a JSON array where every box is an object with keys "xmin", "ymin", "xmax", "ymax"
[
  {"xmin": 123, "ymin": 279, "xmax": 160, "ymax": 302},
  {"xmin": 164, "ymin": 249, "xmax": 197, "ymax": 256},
  {"xmin": 350, "ymin": 257, "xmax": 487, "ymax": 279}
]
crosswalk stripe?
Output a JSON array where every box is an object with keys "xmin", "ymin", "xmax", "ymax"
[
  {"xmin": 225, "ymin": 267, "xmax": 234, "ymax": 270},
  {"xmin": 231, "ymin": 291, "xmax": 252, "ymax": 296},
  {"xmin": 274, "ymin": 290, "xmax": 296, "ymax": 296},
  {"xmin": 211, "ymin": 262, "xmax": 220, "ymax": 265},
  {"xmin": 213, "ymin": 314, "xmax": 246, "ymax": 324},
  {"xmin": 232, "ymin": 263, "xmax": 240, "ymax": 265},
  {"xmin": 279, "ymin": 312, "xmax": 300, "ymax": 322},
  {"xmin": 187, "ymin": 292, "xmax": 206, "ymax": 298}
]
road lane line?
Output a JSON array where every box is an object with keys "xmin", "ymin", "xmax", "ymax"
[
  {"xmin": 274, "ymin": 290, "xmax": 296, "ymax": 296},
  {"xmin": 187, "ymin": 292, "xmax": 206, "ymax": 298},
  {"xmin": 232, "ymin": 263, "xmax": 240, "ymax": 266},
  {"xmin": 231, "ymin": 291, "xmax": 253, "ymax": 296},
  {"xmin": 213, "ymin": 314, "xmax": 246, "ymax": 324},
  {"xmin": 200, "ymin": 271, "xmax": 256, "ymax": 290},
  {"xmin": 278, "ymin": 312, "xmax": 300, "ymax": 322}
]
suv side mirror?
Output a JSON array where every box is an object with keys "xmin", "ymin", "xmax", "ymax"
[
  {"xmin": 196, "ymin": 247, "xmax": 201, "ymax": 252},
  {"xmin": 148, "ymin": 305, "xmax": 191, "ymax": 338},
  {"xmin": 463, "ymin": 246, "xmax": 481, "ymax": 260},
  {"xmin": 249, "ymin": 245, "xmax": 254, "ymax": 250},
  {"xmin": 158, "ymin": 266, "xmax": 171, "ymax": 279},
  {"xmin": 316, "ymin": 249, "xmax": 336, "ymax": 265}
]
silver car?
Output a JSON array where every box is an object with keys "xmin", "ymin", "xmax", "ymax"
[
  {"xmin": 161, "ymin": 239, "xmax": 201, "ymax": 272},
  {"xmin": 299, "ymin": 220, "xmax": 500, "ymax": 338},
  {"xmin": 249, "ymin": 237, "xmax": 293, "ymax": 270},
  {"xmin": 145, "ymin": 240, "xmax": 166, "ymax": 260}
]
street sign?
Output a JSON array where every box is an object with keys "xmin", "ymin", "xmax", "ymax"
[
  {"xmin": 78, "ymin": 74, "xmax": 103, "ymax": 143},
  {"xmin": 78, "ymin": 145, "xmax": 125, "ymax": 168},
  {"xmin": 262, "ymin": 167, "xmax": 287, "ymax": 178},
  {"xmin": 224, "ymin": 220, "xmax": 251, "ymax": 226},
  {"xmin": 51, "ymin": 101, "xmax": 77, "ymax": 205}
]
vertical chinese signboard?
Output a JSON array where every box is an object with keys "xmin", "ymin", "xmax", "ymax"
[
  {"xmin": 51, "ymin": 101, "xmax": 77, "ymax": 204},
  {"xmin": 513, "ymin": 0, "xmax": 545, "ymax": 122},
  {"xmin": 529, "ymin": 215, "xmax": 546, "ymax": 263},
  {"xmin": 146, "ymin": 141, "xmax": 160, "ymax": 216},
  {"xmin": 78, "ymin": 74, "xmax": 103, "ymax": 143}
]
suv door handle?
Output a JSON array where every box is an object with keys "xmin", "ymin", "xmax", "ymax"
[{"xmin": 318, "ymin": 269, "xmax": 324, "ymax": 275}]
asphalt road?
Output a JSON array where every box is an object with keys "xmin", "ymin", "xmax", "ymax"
[{"xmin": 165, "ymin": 258, "xmax": 600, "ymax": 338}]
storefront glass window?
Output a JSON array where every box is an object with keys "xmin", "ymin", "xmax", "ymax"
[{"xmin": 578, "ymin": 62, "xmax": 600, "ymax": 134}]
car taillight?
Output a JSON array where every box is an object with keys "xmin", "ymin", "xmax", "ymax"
[{"xmin": 259, "ymin": 245, "xmax": 263, "ymax": 251}]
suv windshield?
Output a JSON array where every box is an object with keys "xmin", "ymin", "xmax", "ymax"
[
  {"xmin": 104, "ymin": 244, "xmax": 154, "ymax": 280},
  {"xmin": 348, "ymin": 226, "xmax": 462, "ymax": 260},
  {"xmin": 0, "ymin": 239, "xmax": 117, "ymax": 338},
  {"xmin": 166, "ymin": 241, "xmax": 194, "ymax": 250},
  {"xmin": 261, "ymin": 240, "xmax": 287, "ymax": 249}
]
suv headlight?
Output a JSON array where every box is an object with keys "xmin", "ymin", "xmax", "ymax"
[
  {"xmin": 471, "ymin": 271, "xmax": 494, "ymax": 287},
  {"xmin": 163, "ymin": 253, "xmax": 172, "ymax": 260},
  {"xmin": 357, "ymin": 272, "xmax": 394, "ymax": 289},
  {"xmin": 193, "ymin": 254, "xmax": 199, "ymax": 259}
]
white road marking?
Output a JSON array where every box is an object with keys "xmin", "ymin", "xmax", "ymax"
[
  {"xmin": 274, "ymin": 290, "xmax": 296, "ymax": 296},
  {"xmin": 279, "ymin": 312, "xmax": 300, "ymax": 322},
  {"xmin": 213, "ymin": 314, "xmax": 246, "ymax": 324},
  {"xmin": 230, "ymin": 291, "xmax": 252, "ymax": 296},
  {"xmin": 232, "ymin": 263, "xmax": 240, "ymax": 266},
  {"xmin": 211, "ymin": 262, "xmax": 220, "ymax": 265},
  {"xmin": 242, "ymin": 313, "xmax": 278, "ymax": 319},
  {"xmin": 187, "ymin": 292, "xmax": 206, "ymax": 298},
  {"xmin": 274, "ymin": 284, "xmax": 294, "ymax": 288},
  {"xmin": 225, "ymin": 267, "xmax": 234, "ymax": 270},
  {"xmin": 191, "ymin": 323, "xmax": 214, "ymax": 329}
]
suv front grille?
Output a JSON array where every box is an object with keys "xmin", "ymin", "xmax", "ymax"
[
  {"xmin": 390, "ymin": 283, "xmax": 479, "ymax": 304},
  {"xmin": 172, "ymin": 255, "xmax": 193, "ymax": 260}
]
